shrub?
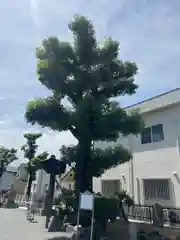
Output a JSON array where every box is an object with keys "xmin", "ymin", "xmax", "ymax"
[
  {"xmin": 55, "ymin": 190, "xmax": 118, "ymax": 228},
  {"xmin": 54, "ymin": 188, "xmax": 134, "ymax": 229}
]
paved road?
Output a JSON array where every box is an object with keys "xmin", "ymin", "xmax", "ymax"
[{"xmin": 0, "ymin": 208, "xmax": 71, "ymax": 240}]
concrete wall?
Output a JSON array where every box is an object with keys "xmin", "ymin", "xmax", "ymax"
[
  {"xmin": 107, "ymin": 220, "xmax": 180, "ymax": 240},
  {"xmin": 13, "ymin": 179, "xmax": 27, "ymax": 195},
  {"xmin": 16, "ymin": 163, "xmax": 28, "ymax": 182},
  {"xmin": 31, "ymin": 169, "xmax": 63, "ymax": 199},
  {"xmin": 93, "ymin": 103, "xmax": 180, "ymax": 207},
  {"xmin": 31, "ymin": 169, "xmax": 50, "ymax": 198}
]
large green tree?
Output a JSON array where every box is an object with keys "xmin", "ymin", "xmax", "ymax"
[
  {"xmin": 25, "ymin": 15, "xmax": 142, "ymax": 194},
  {"xmin": 21, "ymin": 133, "xmax": 48, "ymax": 199},
  {"xmin": 0, "ymin": 146, "xmax": 17, "ymax": 179}
]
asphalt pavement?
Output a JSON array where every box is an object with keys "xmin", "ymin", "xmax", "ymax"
[{"xmin": 0, "ymin": 208, "xmax": 71, "ymax": 240}]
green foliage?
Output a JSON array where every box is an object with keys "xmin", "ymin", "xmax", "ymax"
[
  {"xmin": 25, "ymin": 15, "xmax": 143, "ymax": 192},
  {"xmin": 55, "ymin": 189, "xmax": 118, "ymax": 227},
  {"xmin": 55, "ymin": 188, "xmax": 134, "ymax": 230},
  {"xmin": 24, "ymin": 151, "xmax": 49, "ymax": 180},
  {"xmin": 21, "ymin": 133, "xmax": 48, "ymax": 198},
  {"xmin": 21, "ymin": 133, "xmax": 42, "ymax": 160},
  {"xmin": 60, "ymin": 144, "xmax": 131, "ymax": 178},
  {"xmin": 33, "ymin": 151, "xmax": 49, "ymax": 167},
  {"xmin": 116, "ymin": 190, "xmax": 134, "ymax": 207},
  {"xmin": 21, "ymin": 133, "xmax": 45, "ymax": 179},
  {"xmin": 0, "ymin": 146, "xmax": 17, "ymax": 178}
]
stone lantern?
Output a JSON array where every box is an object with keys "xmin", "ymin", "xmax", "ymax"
[{"xmin": 39, "ymin": 155, "xmax": 66, "ymax": 228}]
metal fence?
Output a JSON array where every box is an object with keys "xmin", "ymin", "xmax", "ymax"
[
  {"xmin": 128, "ymin": 205, "xmax": 153, "ymax": 222},
  {"xmin": 128, "ymin": 204, "xmax": 180, "ymax": 227},
  {"xmin": 163, "ymin": 207, "xmax": 180, "ymax": 225}
]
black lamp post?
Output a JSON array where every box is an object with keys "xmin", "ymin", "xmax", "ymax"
[{"xmin": 39, "ymin": 155, "xmax": 66, "ymax": 228}]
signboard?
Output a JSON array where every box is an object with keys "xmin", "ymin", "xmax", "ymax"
[
  {"xmin": 76, "ymin": 191, "xmax": 95, "ymax": 240},
  {"xmin": 80, "ymin": 191, "xmax": 94, "ymax": 210}
]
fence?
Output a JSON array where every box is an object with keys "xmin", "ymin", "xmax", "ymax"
[
  {"xmin": 128, "ymin": 204, "xmax": 180, "ymax": 227},
  {"xmin": 128, "ymin": 205, "xmax": 153, "ymax": 223},
  {"xmin": 15, "ymin": 194, "xmax": 45, "ymax": 209},
  {"xmin": 15, "ymin": 194, "xmax": 26, "ymax": 206}
]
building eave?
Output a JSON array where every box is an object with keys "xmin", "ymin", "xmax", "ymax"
[{"xmin": 125, "ymin": 88, "xmax": 180, "ymax": 114}]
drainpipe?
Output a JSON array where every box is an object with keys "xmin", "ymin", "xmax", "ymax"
[
  {"xmin": 175, "ymin": 119, "xmax": 180, "ymax": 156},
  {"xmin": 128, "ymin": 135, "xmax": 135, "ymax": 201}
]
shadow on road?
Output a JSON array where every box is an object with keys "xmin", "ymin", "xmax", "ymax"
[{"xmin": 27, "ymin": 219, "xmax": 38, "ymax": 223}]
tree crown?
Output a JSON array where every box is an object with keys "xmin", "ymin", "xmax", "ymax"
[
  {"xmin": 21, "ymin": 133, "xmax": 42, "ymax": 160},
  {"xmin": 25, "ymin": 15, "xmax": 142, "ymax": 143},
  {"xmin": 0, "ymin": 146, "xmax": 18, "ymax": 176}
]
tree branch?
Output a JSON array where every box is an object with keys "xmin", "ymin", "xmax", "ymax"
[{"xmin": 25, "ymin": 97, "xmax": 75, "ymax": 132}]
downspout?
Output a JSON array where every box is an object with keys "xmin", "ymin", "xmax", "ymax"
[
  {"xmin": 128, "ymin": 135, "xmax": 135, "ymax": 201},
  {"xmin": 175, "ymin": 119, "xmax": 180, "ymax": 156}
]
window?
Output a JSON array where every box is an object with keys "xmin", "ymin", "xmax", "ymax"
[
  {"xmin": 143, "ymin": 179, "xmax": 170, "ymax": 200},
  {"xmin": 141, "ymin": 127, "xmax": 151, "ymax": 144},
  {"xmin": 141, "ymin": 124, "xmax": 164, "ymax": 144},
  {"xmin": 152, "ymin": 124, "xmax": 164, "ymax": 142},
  {"xmin": 101, "ymin": 180, "xmax": 121, "ymax": 197}
]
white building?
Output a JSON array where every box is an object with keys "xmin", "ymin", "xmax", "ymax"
[
  {"xmin": 0, "ymin": 166, "xmax": 17, "ymax": 191},
  {"xmin": 31, "ymin": 169, "xmax": 49, "ymax": 198},
  {"xmin": 30, "ymin": 169, "xmax": 62, "ymax": 200},
  {"xmin": 93, "ymin": 88, "xmax": 180, "ymax": 208}
]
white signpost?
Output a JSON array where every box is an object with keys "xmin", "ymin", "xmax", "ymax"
[{"xmin": 76, "ymin": 191, "xmax": 95, "ymax": 240}]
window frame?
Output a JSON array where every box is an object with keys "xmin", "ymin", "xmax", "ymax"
[
  {"xmin": 141, "ymin": 126, "xmax": 151, "ymax": 144},
  {"xmin": 141, "ymin": 124, "xmax": 164, "ymax": 144},
  {"xmin": 143, "ymin": 178, "xmax": 170, "ymax": 201},
  {"xmin": 151, "ymin": 124, "xmax": 164, "ymax": 142}
]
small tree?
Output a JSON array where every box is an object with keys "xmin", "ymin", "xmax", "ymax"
[
  {"xmin": 21, "ymin": 133, "xmax": 47, "ymax": 200},
  {"xmin": 0, "ymin": 146, "xmax": 17, "ymax": 179},
  {"xmin": 25, "ymin": 15, "xmax": 142, "ymax": 194}
]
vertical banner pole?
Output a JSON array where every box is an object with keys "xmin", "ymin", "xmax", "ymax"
[
  {"xmin": 77, "ymin": 191, "xmax": 94, "ymax": 240},
  {"xmin": 76, "ymin": 193, "xmax": 81, "ymax": 240},
  {"xmin": 90, "ymin": 194, "xmax": 95, "ymax": 240}
]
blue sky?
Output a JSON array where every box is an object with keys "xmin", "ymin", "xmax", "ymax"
[{"xmin": 0, "ymin": 0, "xmax": 180, "ymax": 163}]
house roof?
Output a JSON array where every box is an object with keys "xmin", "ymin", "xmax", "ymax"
[
  {"xmin": 125, "ymin": 88, "xmax": 180, "ymax": 114},
  {"xmin": 59, "ymin": 168, "xmax": 73, "ymax": 182}
]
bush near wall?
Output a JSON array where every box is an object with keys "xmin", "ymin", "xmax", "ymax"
[{"xmin": 55, "ymin": 193, "xmax": 118, "ymax": 228}]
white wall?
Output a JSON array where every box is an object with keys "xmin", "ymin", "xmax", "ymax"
[
  {"xmin": 31, "ymin": 169, "xmax": 50, "ymax": 198},
  {"xmin": 16, "ymin": 163, "xmax": 28, "ymax": 181},
  {"xmin": 93, "ymin": 132, "xmax": 132, "ymax": 194},
  {"xmin": 93, "ymin": 103, "xmax": 180, "ymax": 207},
  {"xmin": 60, "ymin": 180, "xmax": 73, "ymax": 190},
  {"xmin": 31, "ymin": 169, "xmax": 63, "ymax": 199}
]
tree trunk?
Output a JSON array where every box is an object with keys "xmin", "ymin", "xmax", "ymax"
[
  {"xmin": 0, "ymin": 166, "xmax": 4, "ymax": 180},
  {"xmin": 26, "ymin": 174, "xmax": 33, "ymax": 200},
  {"xmin": 75, "ymin": 139, "xmax": 92, "ymax": 195}
]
